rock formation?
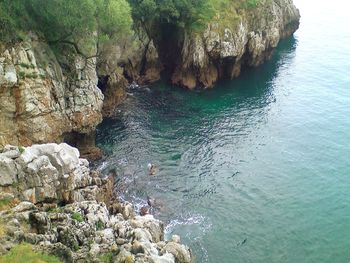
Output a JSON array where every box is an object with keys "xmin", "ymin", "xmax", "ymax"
[
  {"xmin": 0, "ymin": 143, "xmax": 193, "ymax": 263},
  {"xmin": 0, "ymin": 34, "xmax": 103, "ymax": 155},
  {"xmin": 0, "ymin": 32, "xmax": 161, "ymax": 155},
  {"xmin": 0, "ymin": 0, "xmax": 299, "ymax": 151},
  {"xmin": 168, "ymin": 0, "xmax": 300, "ymax": 89}
]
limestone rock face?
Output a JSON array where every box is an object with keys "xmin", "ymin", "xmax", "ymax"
[
  {"xmin": 0, "ymin": 35, "xmax": 103, "ymax": 149},
  {"xmin": 171, "ymin": 0, "xmax": 300, "ymax": 89},
  {"xmin": 0, "ymin": 143, "xmax": 111, "ymax": 204},
  {"xmin": 123, "ymin": 35, "xmax": 163, "ymax": 85},
  {"xmin": 96, "ymin": 33, "xmax": 162, "ymax": 119}
]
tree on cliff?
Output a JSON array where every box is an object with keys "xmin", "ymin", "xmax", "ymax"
[
  {"xmin": 0, "ymin": 0, "xmax": 133, "ymax": 58},
  {"xmin": 128, "ymin": 0, "xmax": 261, "ymax": 35},
  {"xmin": 129, "ymin": 0, "xmax": 215, "ymax": 32}
]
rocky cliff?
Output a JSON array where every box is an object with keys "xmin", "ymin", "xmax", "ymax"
[
  {"xmin": 0, "ymin": 34, "xmax": 103, "ymax": 154},
  {"xmin": 0, "ymin": 143, "xmax": 193, "ymax": 263},
  {"xmin": 164, "ymin": 0, "xmax": 300, "ymax": 89},
  {"xmin": 0, "ymin": 0, "xmax": 299, "ymax": 149},
  {"xmin": 0, "ymin": 33, "xmax": 161, "ymax": 156}
]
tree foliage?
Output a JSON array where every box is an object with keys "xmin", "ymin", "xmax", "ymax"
[
  {"xmin": 0, "ymin": 0, "xmax": 133, "ymax": 56},
  {"xmin": 129, "ymin": 0, "xmax": 215, "ymax": 32},
  {"xmin": 0, "ymin": 0, "xmax": 261, "ymax": 46},
  {"xmin": 129, "ymin": 0, "xmax": 262, "ymax": 33}
]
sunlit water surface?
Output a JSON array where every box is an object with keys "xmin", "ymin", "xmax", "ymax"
[{"xmin": 97, "ymin": 1, "xmax": 350, "ymax": 262}]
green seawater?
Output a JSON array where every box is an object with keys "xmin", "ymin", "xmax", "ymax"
[{"xmin": 96, "ymin": 1, "xmax": 350, "ymax": 262}]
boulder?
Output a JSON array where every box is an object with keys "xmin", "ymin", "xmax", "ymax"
[
  {"xmin": 0, "ymin": 156, "xmax": 17, "ymax": 186},
  {"xmin": 162, "ymin": 242, "xmax": 192, "ymax": 263}
]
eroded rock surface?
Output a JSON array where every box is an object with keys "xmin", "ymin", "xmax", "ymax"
[
  {"xmin": 0, "ymin": 143, "xmax": 193, "ymax": 263},
  {"xmin": 170, "ymin": 0, "xmax": 300, "ymax": 88},
  {"xmin": 0, "ymin": 35, "xmax": 103, "ymax": 149}
]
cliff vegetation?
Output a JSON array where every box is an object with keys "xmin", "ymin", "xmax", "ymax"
[{"xmin": 0, "ymin": 0, "xmax": 299, "ymax": 149}]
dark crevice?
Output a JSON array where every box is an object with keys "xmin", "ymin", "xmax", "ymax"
[
  {"xmin": 152, "ymin": 23, "xmax": 184, "ymax": 77},
  {"xmin": 97, "ymin": 75, "xmax": 110, "ymax": 94}
]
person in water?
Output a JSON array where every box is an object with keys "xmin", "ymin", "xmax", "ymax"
[{"xmin": 147, "ymin": 163, "xmax": 157, "ymax": 175}]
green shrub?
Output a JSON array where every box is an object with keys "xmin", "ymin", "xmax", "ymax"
[
  {"xmin": 247, "ymin": 0, "xmax": 260, "ymax": 7},
  {"xmin": 19, "ymin": 63, "xmax": 31, "ymax": 68},
  {"xmin": 18, "ymin": 146, "xmax": 25, "ymax": 154},
  {"xmin": 18, "ymin": 71, "xmax": 26, "ymax": 78},
  {"xmin": 71, "ymin": 212, "xmax": 84, "ymax": 222},
  {"xmin": 0, "ymin": 0, "xmax": 133, "ymax": 57}
]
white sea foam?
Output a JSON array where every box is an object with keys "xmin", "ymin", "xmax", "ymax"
[
  {"xmin": 97, "ymin": 161, "xmax": 108, "ymax": 171},
  {"xmin": 164, "ymin": 214, "xmax": 210, "ymax": 235}
]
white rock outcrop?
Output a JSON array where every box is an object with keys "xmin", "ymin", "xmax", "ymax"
[{"xmin": 0, "ymin": 143, "xmax": 110, "ymax": 204}]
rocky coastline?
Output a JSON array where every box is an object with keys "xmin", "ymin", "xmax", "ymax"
[
  {"xmin": 0, "ymin": 0, "xmax": 300, "ymax": 261},
  {"xmin": 0, "ymin": 143, "xmax": 193, "ymax": 262},
  {"xmin": 0, "ymin": 0, "xmax": 300, "ymax": 153}
]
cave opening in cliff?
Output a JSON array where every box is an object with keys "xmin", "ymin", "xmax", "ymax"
[
  {"xmin": 97, "ymin": 75, "xmax": 109, "ymax": 94},
  {"xmin": 152, "ymin": 23, "xmax": 184, "ymax": 79},
  {"xmin": 63, "ymin": 131, "xmax": 102, "ymax": 161}
]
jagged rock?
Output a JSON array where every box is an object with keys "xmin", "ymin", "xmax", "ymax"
[
  {"xmin": 171, "ymin": 235, "xmax": 181, "ymax": 244},
  {"xmin": 131, "ymin": 240, "xmax": 145, "ymax": 254},
  {"xmin": 29, "ymin": 212, "xmax": 51, "ymax": 234},
  {"xmin": 123, "ymin": 36, "xmax": 162, "ymax": 85},
  {"xmin": 0, "ymin": 143, "xmax": 112, "ymax": 205},
  {"xmin": 89, "ymin": 243, "xmax": 100, "ymax": 256},
  {"xmin": 100, "ymin": 73, "xmax": 127, "ymax": 118},
  {"xmin": 114, "ymin": 247, "xmax": 134, "ymax": 263},
  {"xmin": 116, "ymin": 238, "xmax": 128, "ymax": 245},
  {"xmin": 122, "ymin": 203, "xmax": 135, "ymax": 220},
  {"xmin": 152, "ymin": 253, "xmax": 176, "ymax": 263},
  {"xmin": 130, "ymin": 215, "xmax": 164, "ymax": 243},
  {"xmin": 42, "ymin": 242, "xmax": 74, "ymax": 263}
]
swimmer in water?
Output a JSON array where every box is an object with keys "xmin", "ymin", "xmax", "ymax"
[{"xmin": 147, "ymin": 163, "xmax": 157, "ymax": 175}]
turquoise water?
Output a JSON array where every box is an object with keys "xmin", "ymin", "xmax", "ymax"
[{"xmin": 96, "ymin": 1, "xmax": 350, "ymax": 262}]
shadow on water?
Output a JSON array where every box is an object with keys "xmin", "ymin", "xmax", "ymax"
[{"xmin": 95, "ymin": 35, "xmax": 298, "ymax": 262}]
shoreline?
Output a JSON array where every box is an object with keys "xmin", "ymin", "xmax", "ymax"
[{"xmin": 0, "ymin": 143, "xmax": 193, "ymax": 263}]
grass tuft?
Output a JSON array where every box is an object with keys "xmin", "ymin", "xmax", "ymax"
[
  {"xmin": 0, "ymin": 197, "xmax": 13, "ymax": 211},
  {"xmin": 0, "ymin": 220, "xmax": 7, "ymax": 237},
  {"xmin": 98, "ymin": 252, "xmax": 113, "ymax": 263},
  {"xmin": 0, "ymin": 243, "xmax": 61, "ymax": 263},
  {"xmin": 95, "ymin": 219, "xmax": 104, "ymax": 230}
]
